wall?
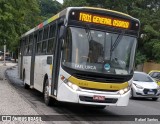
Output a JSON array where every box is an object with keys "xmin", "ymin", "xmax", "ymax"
[{"xmin": 143, "ymin": 62, "xmax": 160, "ymax": 73}]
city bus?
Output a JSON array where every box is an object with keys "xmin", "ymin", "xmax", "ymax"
[{"xmin": 18, "ymin": 7, "xmax": 140, "ymax": 108}]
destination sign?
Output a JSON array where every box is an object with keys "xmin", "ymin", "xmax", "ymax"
[{"xmin": 78, "ymin": 12, "xmax": 130, "ymax": 29}]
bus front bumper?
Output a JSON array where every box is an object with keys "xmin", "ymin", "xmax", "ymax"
[{"xmin": 57, "ymin": 82, "xmax": 130, "ymax": 106}]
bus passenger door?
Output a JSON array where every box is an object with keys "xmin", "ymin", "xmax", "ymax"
[{"xmin": 51, "ymin": 22, "xmax": 64, "ymax": 96}]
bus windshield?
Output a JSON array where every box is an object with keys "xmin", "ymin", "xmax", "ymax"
[{"xmin": 62, "ymin": 27, "xmax": 137, "ymax": 75}]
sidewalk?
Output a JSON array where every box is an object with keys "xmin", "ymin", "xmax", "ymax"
[
  {"xmin": 0, "ymin": 63, "xmax": 46, "ymax": 124},
  {"xmin": 0, "ymin": 62, "xmax": 17, "ymax": 80}
]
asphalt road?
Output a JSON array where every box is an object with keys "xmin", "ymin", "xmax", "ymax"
[{"xmin": 5, "ymin": 66, "xmax": 160, "ymax": 124}]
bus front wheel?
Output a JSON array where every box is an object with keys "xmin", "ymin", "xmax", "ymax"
[{"xmin": 44, "ymin": 79, "xmax": 52, "ymax": 106}]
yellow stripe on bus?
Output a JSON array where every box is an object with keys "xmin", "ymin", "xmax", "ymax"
[
  {"xmin": 50, "ymin": 64, "xmax": 53, "ymax": 75},
  {"xmin": 68, "ymin": 76, "xmax": 128, "ymax": 90},
  {"xmin": 48, "ymin": 13, "xmax": 59, "ymax": 23}
]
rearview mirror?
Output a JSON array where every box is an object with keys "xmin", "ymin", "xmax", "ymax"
[
  {"xmin": 61, "ymin": 39, "xmax": 65, "ymax": 50},
  {"xmin": 59, "ymin": 25, "xmax": 66, "ymax": 39}
]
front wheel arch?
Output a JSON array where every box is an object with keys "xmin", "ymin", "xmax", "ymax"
[
  {"xmin": 43, "ymin": 75, "xmax": 52, "ymax": 106},
  {"xmin": 43, "ymin": 74, "xmax": 58, "ymax": 106},
  {"xmin": 130, "ymin": 88, "xmax": 134, "ymax": 99},
  {"xmin": 43, "ymin": 74, "xmax": 48, "ymax": 93}
]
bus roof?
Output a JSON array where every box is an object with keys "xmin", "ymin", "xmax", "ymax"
[{"xmin": 21, "ymin": 7, "xmax": 139, "ymax": 38}]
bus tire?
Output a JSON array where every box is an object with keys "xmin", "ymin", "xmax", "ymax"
[
  {"xmin": 44, "ymin": 78, "xmax": 52, "ymax": 106},
  {"xmin": 24, "ymin": 83, "xmax": 29, "ymax": 89},
  {"xmin": 130, "ymin": 88, "xmax": 134, "ymax": 99},
  {"xmin": 23, "ymin": 70, "xmax": 29, "ymax": 89}
]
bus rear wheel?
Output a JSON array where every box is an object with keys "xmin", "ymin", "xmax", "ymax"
[
  {"xmin": 44, "ymin": 79, "xmax": 53, "ymax": 106},
  {"xmin": 23, "ymin": 70, "xmax": 29, "ymax": 89}
]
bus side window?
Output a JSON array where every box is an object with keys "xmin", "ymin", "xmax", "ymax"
[
  {"xmin": 28, "ymin": 34, "xmax": 33, "ymax": 55},
  {"xmin": 42, "ymin": 41, "xmax": 47, "ymax": 53},
  {"xmin": 23, "ymin": 38, "xmax": 26, "ymax": 55},
  {"xmin": 38, "ymin": 30, "xmax": 43, "ymax": 42},
  {"xmin": 42, "ymin": 27, "xmax": 49, "ymax": 54},
  {"xmin": 43, "ymin": 27, "xmax": 49, "ymax": 40},
  {"xmin": 36, "ymin": 30, "xmax": 43, "ymax": 54},
  {"xmin": 47, "ymin": 39, "xmax": 54, "ymax": 53},
  {"xmin": 47, "ymin": 23, "xmax": 56, "ymax": 54},
  {"xmin": 37, "ymin": 42, "xmax": 42, "ymax": 54},
  {"xmin": 49, "ymin": 24, "xmax": 56, "ymax": 38},
  {"xmin": 24, "ymin": 37, "xmax": 29, "ymax": 55},
  {"xmin": 21, "ymin": 39, "xmax": 25, "ymax": 55}
]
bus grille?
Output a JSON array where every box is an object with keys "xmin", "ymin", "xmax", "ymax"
[
  {"xmin": 73, "ymin": 74, "xmax": 128, "ymax": 83},
  {"xmin": 79, "ymin": 96, "xmax": 118, "ymax": 103},
  {"xmin": 80, "ymin": 87, "xmax": 118, "ymax": 92}
]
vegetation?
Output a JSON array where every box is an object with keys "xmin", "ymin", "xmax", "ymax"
[
  {"xmin": 0, "ymin": 0, "xmax": 62, "ymax": 52},
  {"xmin": 38, "ymin": 0, "xmax": 62, "ymax": 19},
  {"xmin": 0, "ymin": 0, "xmax": 160, "ymax": 64},
  {"xmin": 0, "ymin": 0, "xmax": 41, "ymax": 51}
]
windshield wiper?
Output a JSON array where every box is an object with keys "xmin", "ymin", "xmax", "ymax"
[
  {"xmin": 109, "ymin": 31, "xmax": 125, "ymax": 66},
  {"xmin": 110, "ymin": 31, "xmax": 125, "ymax": 52},
  {"xmin": 85, "ymin": 24, "xmax": 93, "ymax": 41}
]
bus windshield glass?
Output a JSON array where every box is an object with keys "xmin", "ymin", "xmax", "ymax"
[{"xmin": 62, "ymin": 27, "xmax": 137, "ymax": 75}]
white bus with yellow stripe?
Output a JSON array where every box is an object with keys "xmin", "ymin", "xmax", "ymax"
[{"xmin": 18, "ymin": 7, "xmax": 140, "ymax": 108}]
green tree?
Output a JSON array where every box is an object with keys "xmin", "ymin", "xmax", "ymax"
[
  {"xmin": 38, "ymin": 0, "xmax": 62, "ymax": 19},
  {"xmin": 0, "ymin": 0, "xmax": 41, "ymax": 51},
  {"xmin": 135, "ymin": 50, "xmax": 147, "ymax": 67},
  {"xmin": 63, "ymin": 0, "xmax": 88, "ymax": 7}
]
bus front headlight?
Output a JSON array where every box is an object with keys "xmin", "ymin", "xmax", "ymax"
[
  {"xmin": 61, "ymin": 75, "xmax": 80, "ymax": 91},
  {"xmin": 118, "ymin": 86, "xmax": 130, "ymax": 95},
  {"xmin": 119, "ymin": 89, "xmax": 125, "ymax": 95},
  {"xmin": 71, "ymin": 84, "xmax": 79, "ymax": 91},
  {"xmin": 66, "ymin": 81, "xmax": 80, "ymax": 91}
]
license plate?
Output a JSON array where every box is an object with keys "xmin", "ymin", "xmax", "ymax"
[
  {"xmin": 147, "ymin": 92, "xmax": 154, "ymax": 95},
  {"xmin": 93, "ymin": 95, "xmax": 105, "ymax": 101}
]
